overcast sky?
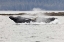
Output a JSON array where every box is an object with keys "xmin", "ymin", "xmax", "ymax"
[{"xmin": 0, "ymin": 0, "xmax": 64, "ymax": 11}]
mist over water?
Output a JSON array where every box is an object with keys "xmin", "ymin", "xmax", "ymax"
[
  {"xmin": 30, "ymin": 8, "xmax": 46, "ymax": 17},
  {"xmin": 32, "ymin": 8, "xmax": 45, "ymax": 11}
]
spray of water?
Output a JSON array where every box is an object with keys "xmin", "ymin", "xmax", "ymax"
[
  {"xmin": 30, "ymin": 8, "xmax": 59, "ymax": 24},
  {"xmin": 32, "ymin": 8, "xmax": 45, "ymax": 11}
]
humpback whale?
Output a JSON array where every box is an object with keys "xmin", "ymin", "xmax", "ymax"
[
  {"xmin": 9, "ymin": 16, "xmax": 57, "ymax": 23},
  {"xmin": 9, "ymin": 16, "xmax": 35, "ymax": 23}
]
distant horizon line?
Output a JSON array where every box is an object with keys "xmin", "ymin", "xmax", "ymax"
[{"xmin": 0, "ymin": 11, "xmax": 64, "ymax": 14}]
